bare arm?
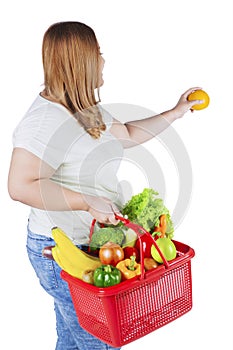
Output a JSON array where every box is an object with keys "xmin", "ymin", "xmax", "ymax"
[
  {"xmin": 8, "ymin": 148, "xmax": 120, "ymax": 224},
  {"xmin": 110, "ymin": 87, "xmax": 203, "ymax": 147}
]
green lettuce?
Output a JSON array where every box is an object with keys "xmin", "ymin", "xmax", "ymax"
[{"xmin": 122, "ymin": 188, "xmax": 174, "ymax": 238}]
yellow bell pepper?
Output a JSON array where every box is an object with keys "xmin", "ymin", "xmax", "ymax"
[{"xmin": 116, "ymin": 255, "xmax": 141, "ymax": 280}]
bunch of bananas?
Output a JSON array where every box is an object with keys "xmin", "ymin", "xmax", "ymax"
[{"xmin": 44, "ymin": 227, "xmax": 101, "ymax": 279}]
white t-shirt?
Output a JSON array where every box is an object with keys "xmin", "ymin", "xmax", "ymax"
[{"xmin": 13, "ymin": 95, "xmax": 124, "ymax": 244}]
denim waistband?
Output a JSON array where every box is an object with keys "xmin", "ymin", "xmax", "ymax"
[{"xmin": 27, "ymin": 226, "xmax": 90, "ymax": 253}]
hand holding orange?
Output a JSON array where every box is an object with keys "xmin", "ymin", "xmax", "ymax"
[{"xmin": 188, "ymin": 89, "xmax": 210, "ymax": 110}]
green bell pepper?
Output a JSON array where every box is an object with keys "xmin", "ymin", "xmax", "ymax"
[{"xmin": 93, "ymin": 264, "xmax": 121, "ymax": 287}]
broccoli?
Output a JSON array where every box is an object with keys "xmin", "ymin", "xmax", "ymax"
[{"xmin": 89, "ymin": 227, "xmax": 125, "ymax": 250}]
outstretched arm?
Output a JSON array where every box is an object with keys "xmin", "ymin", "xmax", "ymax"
[{"xmin": 110, "ymin": 87, "xmax": 202, "ymax": 147}]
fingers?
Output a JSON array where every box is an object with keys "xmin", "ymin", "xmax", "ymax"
[
  {"xmin": 98, "ymin": 213, "xmax": 120, "ymax": 226},
  {"xmin": 88, "ymin": 197, "xmax": 122, "ymax": 226},
  {"xmin": 178, "ymin": 87, "xmax": 204, "ymax": 114},
  {"xmin": 169, "ymin": 86, "xmax": 204, "ymax": 119},
  {"xmin": 108, "ymin": 214, "xmax": 120, "ymax": 225},
  {"xmin": 189, "ymin": 99, "xmax": 204, "ymax": 107},
  {"xmin": 182, "ymin": 87, "xmax": 202, "ymax": 99},
  {"xmin": 188, "ymin": 99, "xmax": 204, "ymax": 114},
  {"xmin": 111, "ymin": 203, "xmax": 122, "ymax": 217},
  {"xmin": 106, "ymin": 203, "xmax": 122, "ymax": 225}
]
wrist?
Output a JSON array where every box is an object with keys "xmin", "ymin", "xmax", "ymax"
[{"xmin": 161, "ymin": 109, "xmax": 179, "ymax": 123}]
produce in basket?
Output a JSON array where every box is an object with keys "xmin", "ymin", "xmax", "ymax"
[
  {"xmin": 89, "ymin": 226, "xmax": 125, "ymax": 250},
  {"xmin": 122, "ymin": 188, "xmax": 174, "ymax": 237},
  {"xmin": 134, "ymin": 212, "xmax": 177, "ymax": 262},
  {"xmin": 122, "ymin": 228, "xmax": 138, "ymax": 247},
  {"xmin": 151, "ymin": 237, "xmax": 177, "ymax": 263},
  {"xmin": 116, "ymin": 255, "xmax": 141, "ymax": 280},
  {"xmin": 93, "ymin": 264, "xmax": 121, "ymax": 287},
  {"xmin": 144, "ymin": 257, "xmax": 159, "ymax": 271},
  {"xmin": 123, "ymin": 246, "xmax": 140, "ymax": 262},
  {"xmin": 99, "ymin": 242, "xmax": 124, "ymax": 266},
  {"xmin": 50, "ymin": 227, "xmax": 101, "ymax": 278},
  {"xmin": 135, "ymin": 234, "xmax": 153, "ymax": 258},
  {"xmin": 82, "ymin": 269, "xmax": 95, "ymax": 284}
]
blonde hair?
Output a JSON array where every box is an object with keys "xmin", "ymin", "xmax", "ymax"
[{"xmin": 42, "ymin": 21, "xmax": 106, "ymax": 139}]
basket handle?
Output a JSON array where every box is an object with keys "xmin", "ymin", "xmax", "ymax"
[
  {"xmin": 114, "ymin": 214, "xmax": 170, "ymax": 279},
  {"xmin": 89, "ymin": 214, "xmax": 170, "ymax": 280}
]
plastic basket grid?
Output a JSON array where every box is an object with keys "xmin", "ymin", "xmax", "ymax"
[
  {"xmin": 62, "ymin": 247, "xmax": 193, "ymax": 347},
  {"xmin": 117, "ymin": 261, "xmax": 192, "ymax": 343}
]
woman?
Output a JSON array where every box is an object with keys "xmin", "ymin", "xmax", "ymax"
[{"xmin": 8, "ymin": 21, "xmax": 202, "ymax": 350}]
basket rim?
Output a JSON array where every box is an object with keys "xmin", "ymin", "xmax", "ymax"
[{"xmin": 61, "ymin": 240, "xmax": 195, "ymax": 297}]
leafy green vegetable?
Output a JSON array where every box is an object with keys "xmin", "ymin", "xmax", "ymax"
[
  {"xmin": 90, "ymin": 227, "xmax": 125, "ymax": 250},
  {"xmin": 122, "ymin": 188, "xmax": 174, "ymax": 238}
]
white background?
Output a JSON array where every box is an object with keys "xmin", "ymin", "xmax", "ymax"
[{"xmin": 1, "ymin": 0, "xmax": 233, "ymax": 349}]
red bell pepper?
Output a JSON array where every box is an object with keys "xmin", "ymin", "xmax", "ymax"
[{"xmin": 135, "ymin": 234, "xmax": 153, "ymax": 259}]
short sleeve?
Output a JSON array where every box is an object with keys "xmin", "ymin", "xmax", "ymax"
[{"xmin": 12, "ymin": 97, "xmax": 82, "ymax": 169}]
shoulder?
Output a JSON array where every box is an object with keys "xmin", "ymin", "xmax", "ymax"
[
  {"xmin": 31, "ymin": 94, "xmax": 72, "ymax": 123},
  {"xmin": 12, "ymin": 95, "xmax": 82, "ymax": 168},
  {"xmin": 14, "ymin": 95, "xmax": 78, "ymax": 137}
]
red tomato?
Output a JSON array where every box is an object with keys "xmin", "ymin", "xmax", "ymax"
[{"xmin": 123, "ymin": 246, "xmax": 140, "ymax": 262}]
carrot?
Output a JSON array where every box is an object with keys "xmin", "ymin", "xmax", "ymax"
[
  {"xmin": 154, "ymin": 214, "xmax": 167, "ymax": 238},
  {"xmin": 159, "ymin": 214, "xmax": 167, "ymax": 238}
]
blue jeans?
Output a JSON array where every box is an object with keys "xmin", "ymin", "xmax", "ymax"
[{"xmin": 26, "ymin": 227, "xmax": 121, "ymax": 350}]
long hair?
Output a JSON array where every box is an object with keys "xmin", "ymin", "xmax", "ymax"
[{"xmin": 42, "ymin": 21, "xmax": 106, "ymax": 139}]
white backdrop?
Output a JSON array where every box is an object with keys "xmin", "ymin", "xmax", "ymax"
[{"xmin": 1, "ymin": 0, "xmax": 233, "ymax": 349}]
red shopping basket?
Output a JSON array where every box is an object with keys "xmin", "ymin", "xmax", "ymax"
[{"xmin": 61, "ymin": 215, "xmax": 195, "ymax": 347}]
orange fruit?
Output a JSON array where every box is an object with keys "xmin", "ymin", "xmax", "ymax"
[{"xmin": 188, "ymin": 89, "xmax": 210, "ymax": 110}]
